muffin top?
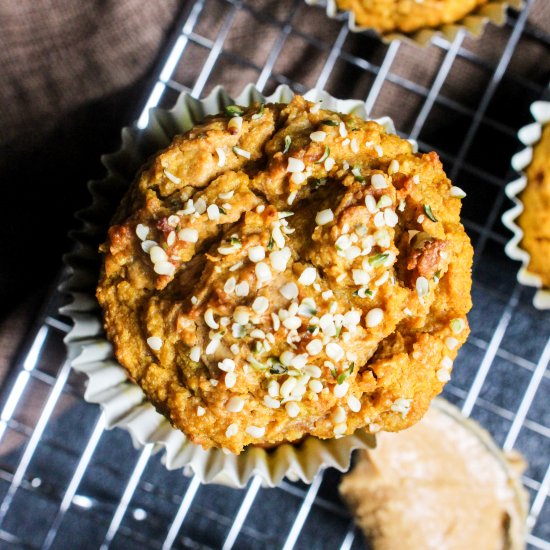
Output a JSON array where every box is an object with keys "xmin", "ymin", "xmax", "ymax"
[
  {"xmin": 97, "ymin": 95, "xmax": 472, "ymax": 454},
  {"xmin": 518, "ymin": 122, "xmax": 550, "ymax": 289},
  {"xmin": 335, "ymin": 0, "xmax": 488, "ymax": 33}
]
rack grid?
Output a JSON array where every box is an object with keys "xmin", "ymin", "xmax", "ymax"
[{"xmin": 1, "ymin": 0, "xmax": 550, "ymax": 548}]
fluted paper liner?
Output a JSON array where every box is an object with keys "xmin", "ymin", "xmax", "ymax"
[
  {"xmin": 59, "ymin": 84, "xmax": 421, "ymax": 488},
  {"xmin": 305, "ymin": 0, "xmax": 523, "ymax": 46},
  {"xmin": 503, "ymin": 97, "xmax": 550, "ymax": 310}
]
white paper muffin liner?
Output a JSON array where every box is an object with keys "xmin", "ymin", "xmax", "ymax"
[
  {"xmin": 304, "ymin": 0, "xmax": 523, "ymax": 46},
  {"xmin": 503, "ymin": 97, "xmax": 550, "ymax": 310},
  {"xmin": 58, "ymin": 84, "xmax": 432, "ymax": 487}
]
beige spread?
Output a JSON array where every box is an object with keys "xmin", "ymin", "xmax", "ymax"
[{"xmin": 340, "ymin": 401, "xmax": 527, "ymax": 550}]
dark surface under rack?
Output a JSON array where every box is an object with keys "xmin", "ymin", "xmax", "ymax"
[{"xmin": 1, "ymin": 0, "xmax": 550, "ymax": 548}]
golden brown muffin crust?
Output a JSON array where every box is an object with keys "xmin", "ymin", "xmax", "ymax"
[
  {"xmin": 97, "ymin": 96, "xmax": 472, "ymax": 454},
  {"xmin": 518, "ymin": 123, "xmax": 550, "ymax": 289},
  {"xmin": 336, "ymin": 0, "xmax": 489, "ymax": 33}
]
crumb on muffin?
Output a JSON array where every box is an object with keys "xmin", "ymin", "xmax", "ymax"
[{"xmin": 97, "ymin": 95, "xmax": 473, "ymax": 454}]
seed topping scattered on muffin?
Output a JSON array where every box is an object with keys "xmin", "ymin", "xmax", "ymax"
[{"xmin": 98, "ymin": 96, "xmax": 472, "ymax": 453}]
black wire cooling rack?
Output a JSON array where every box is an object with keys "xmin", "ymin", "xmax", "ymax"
[{"xmin": 1, "ymin": 0, "xmax": 550, "ymax": 548}]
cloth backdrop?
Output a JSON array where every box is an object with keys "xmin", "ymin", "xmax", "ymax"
[{"xmin": 1, "ymin": 0, "xmax": 549, "ymax": 381}]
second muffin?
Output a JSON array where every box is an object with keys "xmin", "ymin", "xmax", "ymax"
[
  {"xmin": 334, "ymin": 0, "xmax": 489, "ymax": 33},
  {"xmin": 517, "ymin": 122, "xmax": 550, "ymax": 290}
]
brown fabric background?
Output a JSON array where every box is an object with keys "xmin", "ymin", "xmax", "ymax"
[
  {"xmin": 0, "ymin": 0, "xmax": 181, "ymax": 380},
  {"xmin": 0, "ymin": 0, "xmax": 549, "ymax": 382},
  {"xmin": 1, "ymin": 0, "xmax": 181, "ymax": 155}
]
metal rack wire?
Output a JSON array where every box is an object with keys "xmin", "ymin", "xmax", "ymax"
[{"xmin": 1, "ymin": 0, "xmax": 550, "ymax": 548}]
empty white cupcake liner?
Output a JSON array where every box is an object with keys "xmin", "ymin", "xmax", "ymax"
[
  {"xmin": 503, "ymin": 96, "xmax": 550, "ymax": 310},
  {"xmin": 304, "ymin": 0, "xmax": 523, "ymax": 46},
  {"xmin": 59, "ymin": 84, "xmax": 429, "ymax": 487}
]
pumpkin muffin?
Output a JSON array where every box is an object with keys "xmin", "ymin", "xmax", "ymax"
[
  {"xmin": 96, "ymin": 95, "xmax": 473, "ymax": 454},
  {"xmin": 518, "ymin": 122, "xmax": 550, "ymax": 289},
  {"xmin": 335, "ymin": 0, "xmax": 488, "ymax": 33}
]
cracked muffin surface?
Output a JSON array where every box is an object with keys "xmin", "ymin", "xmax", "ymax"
[
  {"xmin": 96, "ymin": 95, "xmax": 473, "ymax": 454},
  {"xmin": 518, "ymin": 122, "xmax": 550, "ymax": 289},
  {"xmin": 335, "ymin": 0, "xmax": 488, "ymax": 33}
]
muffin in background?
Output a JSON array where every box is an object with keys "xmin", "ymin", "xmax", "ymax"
[
  {"xmin": 306, "ymin": 0, "xmax": 524, "ymax": 45},
  {"xmin": 517, "ymin": 122, "xmax": 550, "ymax": 290},
  {"xmin": 504, "ymin": 96, "xmax": 550, "ymax": 310},
  {"xmin": 335, "ymin": 0, "xmax": 489, "ymax": 33}
]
